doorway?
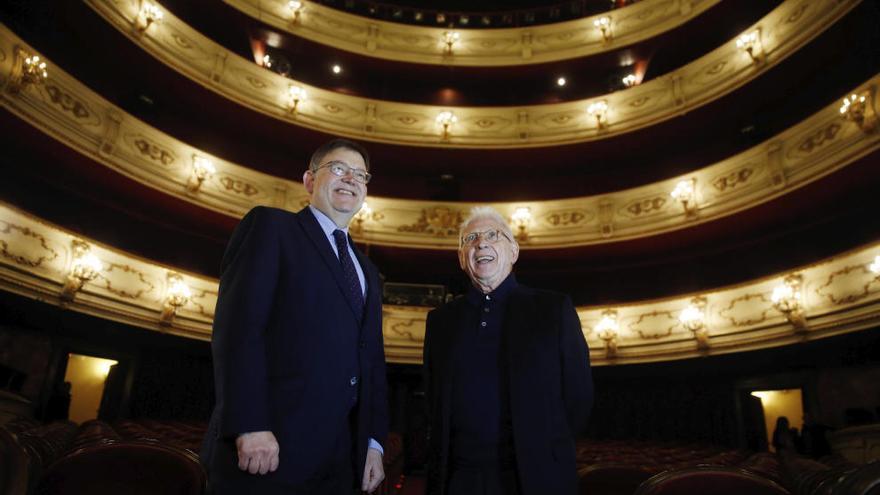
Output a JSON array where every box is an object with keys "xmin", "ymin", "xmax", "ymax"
[
  {"xmin": 751, "ymin": 388, "xmax": 804, "ymax": 452},
  {"xmin": 62, "ymin": 353, "xmax": 118, "ymax": 423}
]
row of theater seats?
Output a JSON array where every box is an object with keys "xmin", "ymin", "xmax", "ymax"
[
  {"xmin": 575, "ymin": 439, "xmax": 880, "ymax": 495},
  {"xmin": 0, "ymin": 417, "xmax": 405, "ymax": 495}
]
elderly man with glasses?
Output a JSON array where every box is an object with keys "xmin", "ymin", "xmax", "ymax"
[
  {"xmin": 202, "ymin": 138, "xmax": 388, "ymax": 494},
  {"xmin": 423, "ymin": 206, "xmax": 593, "ymax": 495}
]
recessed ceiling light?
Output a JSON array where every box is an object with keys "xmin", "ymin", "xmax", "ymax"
[
  {"xmin": 332, "ymin": 64, "xmax": 342, "ymax": 74},
  {"xmin": 557, "ymin": 77, "xmax": 567, "ymax": 87}
]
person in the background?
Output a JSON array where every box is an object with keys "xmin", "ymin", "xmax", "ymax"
[
  {"xmin": 423, "ymin": 206, "xmax": 593, "ymax": 495},
  {"xmin": 202, "ymin": 139, "xmax": 388, "ymax": 494}
]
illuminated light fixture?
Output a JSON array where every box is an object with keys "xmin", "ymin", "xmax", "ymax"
[
  {"xmin": 7, "ymin": 48, "xmax": 48, "ymax": 94},
  {"xmin": 187, "ymin": 156, "xmax": 216, "ymax": 192},
  {"xmin": 771, "ymin": 274, "xmax": 807, "ymax": 330},
  {"xmin": 735, "ymin": 29, "xmax": 764, "ymax": 63},
  {"xmin": 595, "ymin": 309, "xmax": 620, "ymax": 358},
  {"xmin": 262, "ymin": 54, "xmax": 273, "ymax": 68},
  {"xmin": 679, "ymin": 296, "xmax": 709, "ymax": 349},
  {"xmin": 839, "ymin": 92, "xmax": 876, "ymax": 132},
  {"xmin": 61, "ymin": 240, "xmax": 103, "ymax": 302},
  {"xmin": 587, "ymin": 100, "xmax": 608, "ymax": 128},
  {"xmin": 287, "ymin": 85, "xmax": 307, "ymax": 115},
  {"xmin": 868, "ymin": 255, "xmax": 880, "ymax": 278},
  {"xmin": 481, "ymin": 15, "xmax": 491, "ymax": 26},
  {"xmin": 136, "ymin": 1, "xmax": 164, "ymax": 32},
  {"xmin": 160, "ymin": 273, "xmax": 192, "ymax": 325},
  {"xmin": 352, "ymin": 202, "xmax": 373, "ymax": 235},
  {"xmin": 287, "ymin": 1, "xmax": 304, "ymax": 23},
  {"xmin": 557, "ymin": 77, "xmax": 567, "ymax": 87},
  {"xmin": 443, "ymin": 31, "xmax": 460, "ymax": 55},
  {"xmin": 332, "ymin": 64, "xmax": 342, "ymax": 75},
  {"xmin": 510, "ymin": 207, "xmax": 532, "ymax": 242},
  {"xmin": 414, "ymin": 12, "xmax": 424, "ymax": 22},
  {"xmin": 622, "ymin": 74, "xmax": 637, "ymax": 87},
  {"xmin": 436, "ymin": 13, "xmax": 446, "ymax": 24},
  {"xmin": 594, "ymin": 16, "xmax": 612, "ymax": 42},
  {"xmin": 459, "ymin": 15, "xmax": 469, "ymax": 26},
  {"xmin": 436, "ymin": 111, "xmax": 458, "ymax": 140},
  {"xmin": 670, "ymin": 178, "xmax": 698, "ymax": 216}
]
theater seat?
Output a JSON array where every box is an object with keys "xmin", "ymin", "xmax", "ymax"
[
  {"xmin": 633, "ymin": 466, "xmax": 791, "ymax": 495},
  {"xmin": 37, "ymin": 440, "xmax": 205, "ymax": 495},
  {"xmin": 0, "ymin": 427, "xmax": 30, "ymax": 495},
  {"xmin": 578, "ymin": 463, "xmax": 656, "ymax": 495}
]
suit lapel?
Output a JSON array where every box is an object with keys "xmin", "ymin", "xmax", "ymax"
[
  {"xmin": 296, "ymin": 207, "xmax": 364, "ymax": 321},
  {"xmin": 352, "ymin": 240, "xmax": 379, "ymax": 323}
]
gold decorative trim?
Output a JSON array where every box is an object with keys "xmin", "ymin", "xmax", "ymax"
[
  {"xmin": 223, "ymin": 0, "xmax": 721, "ymax": 66},
  {"xmin": 1, "ymin": 201, "xmax": 878, "ymax": 365},
  {"xmin": 82, "ymin": 0, "xmax": 859, "ymax": 147},
  {"xmin": 1, "ymin": 27, "xmax": 877, "ymax": 250}
]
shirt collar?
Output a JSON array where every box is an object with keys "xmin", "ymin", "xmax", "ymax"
[
  {"xmin": 309, "ymin": 205, "xmax": 349, "ymax": 237},
  {"xmin": 465, "ymin": 273, "xmax": 517, "ymax": 307}
]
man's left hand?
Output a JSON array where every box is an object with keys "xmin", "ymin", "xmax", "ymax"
[{"xmin": 361, "ymin": 447, "xmax": 385, "ymax": 493}]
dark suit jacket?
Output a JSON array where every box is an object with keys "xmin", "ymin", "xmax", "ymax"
[
  {"xmin": 202, "ymin": 206, "xmax": 388, "ymax": 485},
  {"xmin": 423, "ymin": 284, "xmax": 593, "ymax": 495}
]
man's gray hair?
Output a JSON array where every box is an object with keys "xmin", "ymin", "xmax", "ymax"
[{"xmin": 459, "ymin": 206, "xmax": 516, "ymax": 248}]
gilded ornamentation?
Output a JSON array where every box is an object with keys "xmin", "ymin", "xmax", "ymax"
[
  {"xmin": 398, "ymin": 207, "xmax": 463, "ymax": 237},
  {"xmin": 97, "ymin": 263, "xmax": 155, "ymax": 299},
  {"xmin": 815, "ymin": 265, "xmax": 877, "ymax": 305},
  {"xmin": 133, "ymin": 137, "xmax": 175, "ymax": 166},
  {"xmin": 629, "ymin": 310, "xmax": 677, "ymax": 339},
  {"xmin": 187, "ymin": 288, "xmax": 217, "ymax": 317},
  {"xmin": 386, "ymin": 319, "xmax": 422, "ymax": 341},
  {"xmin": 45, "ymin": 85, "xmax": 91, "ymax": 119},
  {"xmin": 543, "ymin": 210, "xmax": 588, "ymax": 227},
  {"xmin": 547, "ymin": 113, "xmax": 575, "ymax": 126},
  {"xmin": 720, "ymin": 293, "xmax": 772, "ymax": 326},
  {"xmin": 0, "ymin": 222, "xmax": 58, "ymax": 268},
  {"xmin": 171, "ymin": 33, "xmax": 193, "ymax": 50},
  {"xmin": 794, "ymin": 123, "xmax": 841, "ymax": 156},
  {"xmin": 705, "ymin": 60, "xmax": 728, "ymax": 77},
  {"xmin": 785, "ymin": 4, "xmax": 809, "ymax": 24},
  {"xmin": 712, "ymin": 167, "xmax": 754, "ymax": 193},
  {"xmin": 323, "ymin": 103, "xmax": 342, "ymax": 114},
  {"xmin": 623, "ymin": 197, "xmax": 667, "ymax": 217},
  {"xmin": 219, "ymin": 176, "xmax": 260, "ymax": 196},
  {"xmin": 245, "ymin": 75, "xmax": 268, "ymax": 89}
]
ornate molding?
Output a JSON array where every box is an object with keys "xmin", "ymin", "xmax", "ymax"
[
  {"xmin": 223, "ymin": 0, "xmax": 721, "ymax": 66},
  {"xmin": 2, "ymin": 26, "xmax": 878, "ymax": 250},
  {"xmin": 82, "ymin": 0, "xmax": 859, "ymax": 147},
  {"xmin": 1, "ymin": 202, "xmax": 878, "ymax": 365}
]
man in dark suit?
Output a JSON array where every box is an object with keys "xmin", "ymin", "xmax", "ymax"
[
  {"xmin": 202, "ymin": 139, "xmax": 388, "ymax": 494},
  {"xmin": 424, "ymin": 206, "xmax": 593, "ymax": 495}
]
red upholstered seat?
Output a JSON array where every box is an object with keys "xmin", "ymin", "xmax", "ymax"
[
  {"xmin": 38, "ymin": 440, "xmax": 205, "ymax": 495},
  {"xmin": 633, "ymin": 466, "xmax": 791, "ymax": 495},
  {"xmin": 578, "ymin": 463, "xmax": 657, "ymax": 495}
]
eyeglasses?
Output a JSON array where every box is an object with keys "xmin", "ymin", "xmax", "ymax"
[
  {"xmin": 461, "ymin": 229, "xmax": 511, "ymax": 246},
  {"xmin": 313, "ymin": 161, "xmax": 372, "ymax": 184}
]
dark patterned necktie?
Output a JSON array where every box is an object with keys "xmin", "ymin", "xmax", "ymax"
[{"xmin": 332, "ymin": 229, "xmax": 364, "ymax": 319}]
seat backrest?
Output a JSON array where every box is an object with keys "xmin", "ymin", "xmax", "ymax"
[{"xmin": 633, "ymin": 466, "xmax": 791, "ymax": 495}]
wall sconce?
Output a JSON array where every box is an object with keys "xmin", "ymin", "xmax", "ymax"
[
  {"xmin": 735, "ymin": 29, "xmax": 764, "ymax": 63},
  {"xmin": 587, "ymin": 100, "xmax": 608, "ymax": 129},
  {"xmin": 510, "ymin": 207, "xmax": 532, "ymax": 242},
  {"xmin": 443, "ymin": 31, "xmax": 460, "ymax": 55},
  {"xmin": 136, "ymin": 1, "xmax": 164, "ymax": 32},
  {"xmin": 840, "ymin": 92, "xmax": 876, "ymax": 133},
  {"xmin": 622, "ymin": 74, "xmax": 637, "ymax": 88},
  {"xmin": 595, "ymin": 309, "xmax": 619, "ymax": 358},
  {"xmin": 287, "ymin": 1, "xmax": 304, "ymax": 24},
  {"xmin": 351, "ymin": 202, "xmax": 373, "ymax": 235},
  {"xmin": 160, "ymin": 273, "xmax": 192, "ymax": 325},
  {"xmin": 679, "ymin": 296, "xmax": 709, "ymax": 349},
  {"xmin": 287, "ymin": 85, "xmax": 307, "ymax": 115},
  {"xmin": 771, "ymin": 273, "xmax": 807, "ymax": 330},
  {"xmin": 436, "ymin": 111, "xmax": 458, "ymax": 140},
  {"xmin": 670, "ymin": 178, "xmax": 698, "ymax": 216},
  {"xmin": 7, "ymin": 48, "xmax": 48, "ymax": 94},
  {"xmin": 61, "ymin": 240, "xmax": 103, "ymax": 302},
  {"xmin": 869, "ymin": 255, "xmax": 879, "ymax": 279},
  {"xmin": 187, "ymin": 156, "xmax": 216, "ymax": 192},
  {"xmin": 594, "ymin": 16, "xmax": 612, "ymax": 42}
]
